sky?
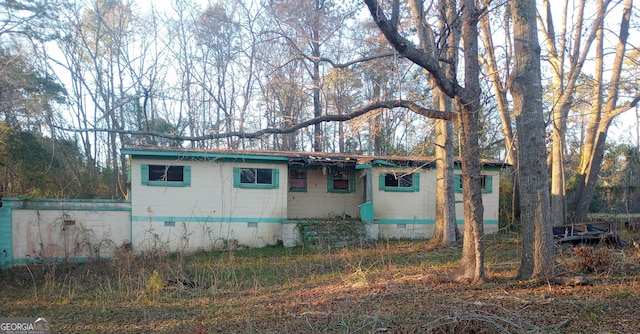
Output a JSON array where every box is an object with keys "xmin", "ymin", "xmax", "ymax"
[{"xmin": 131, "ymin": 0, "xmax": 640, "ymax": 147}]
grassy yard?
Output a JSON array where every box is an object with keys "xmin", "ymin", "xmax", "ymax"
[{"xmin": 2, "ymin": 233, "xmax": 640, "ymax": 333}]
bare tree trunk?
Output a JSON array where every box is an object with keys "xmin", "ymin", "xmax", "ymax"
[
  {"xmin": 432, "ymin": 100, "xmax": 457, "ymax": 245},
  {"xmin": 451, "ymin": 0, "xmax": 485, "ymax": 283},
  {"xmin": 312, "ymin": 21, "xmax": 322, "ymax": 152},
  {"xmin": 409, "ymin": 0, "xmax": 458, "ymax": 246},
  {"xmin": 364, "ymin": 0, "xmax": 485, "ymax": 283},
  {"xmin": 539, "ymin": 0, "xmax": 604, "ymax": 226},
  {"xmin": 511, "ymin": 0, "xmax": 554, "ymax": 279},
  {"xmin": 572, "ymin": 0, "xmax": 635, "ymax": 222},
  {"xmin": 479, "ymin": 3, "xmax": 523, "ymax": 231}
]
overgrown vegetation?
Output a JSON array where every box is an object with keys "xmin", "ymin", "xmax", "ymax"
[
  {"xmin": 297, "ymin": 219, "xmax": 369, "ymax": 248},
  {"xmin": 2, "ymin": 234, "xmax": 640, "ymax": 333},
  {"xmin": 0, "ymin": 123, "xmax": 122, "ymax": 199}
]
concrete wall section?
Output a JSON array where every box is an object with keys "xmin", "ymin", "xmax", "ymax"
[
  {"xmin": 4, "ymin": 198, "xmax": 131, "ymax": 266},
  {"xmin": 132, "ymin": 219, "xmax": 283, "ymax": 251},
  {"xmin": 378, "ymin": 223, "xmax": 434, "ymax": 239}
]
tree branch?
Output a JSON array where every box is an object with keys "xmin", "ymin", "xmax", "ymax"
[
  {"xmin": 264, "ymin": 30, "xmax": 399, "ymax": 69},
  {"xmin": 363, "ymin": 0, "xmax": 459, "ymax": 99},
  {"xmin": 612, "ymin": 94, "xmax": 640, "ymax": 116},
  {"xmin": 54, "ymin": 100, "xmax": 456, "ymax": 142}
]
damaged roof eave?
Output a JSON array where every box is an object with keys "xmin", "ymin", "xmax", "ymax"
[{"xmin": 288, "ymin": 155, "xmax": 358, "ymax": 168}]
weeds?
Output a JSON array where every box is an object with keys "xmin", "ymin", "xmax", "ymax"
[
  {"xmin": 570, "ymin": 246, "xmax": 618, "ymax": 273},
  {"xmin": 1, "ymin": 237, "xmax": 640, "ymax": 333},
  {"xmin": 145, "ymin": 270, "xmax": 163, "ymax": 301}
]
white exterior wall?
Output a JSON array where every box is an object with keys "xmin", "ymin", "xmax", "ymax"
[
  {"xmin": 454, "ymin": 170, "xmax": 501, "ymax": 234},
  {"xmin": 375, "ymin": 168, "xmax": 502, "ymax": 239},
  {"xmin": 373, "ymin": 168, "xmax": 436, "ymax": 221},
  {"xmin": 287, "ymin": 168, "xmax": 363, "ymax": 219},
  {"xmin": 373, "ymin": 167, "xmax": 436, "ymax": 239},
  {"xmin": 8, "ymin": 199, "xmax": 131, "ymax": 262},
  {"xmin": 130, "ymin": 158, "xmax": 287, "ymax": 251}
]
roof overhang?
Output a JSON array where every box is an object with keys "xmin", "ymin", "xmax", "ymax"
[{"xmin": 121, "ymin": 146, "xmax": 507, "ymax": 169}]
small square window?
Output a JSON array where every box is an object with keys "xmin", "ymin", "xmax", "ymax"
[
  {"xmin": 332, "ymin": 171, "xmax": 350, "ymax": 190},
  {"xmin": 289, "ymin": 169, "xmax": 307, "ymax": 192},
  {"xmin": 328, "ymin": 169, "xmax": 355, "ymax": 193},
  {"xmin": 480, "ymin": 175, "xmax": 489, "ymax": 191}
]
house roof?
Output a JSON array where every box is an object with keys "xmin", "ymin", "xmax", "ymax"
[{"xmin": 121, "ymin": 146, "xmax": 507, "ymax": 169}]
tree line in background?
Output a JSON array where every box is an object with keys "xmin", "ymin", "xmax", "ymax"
[{"xmin": 1, "ymin": 0, "xmax": 640, "ymax": 281}]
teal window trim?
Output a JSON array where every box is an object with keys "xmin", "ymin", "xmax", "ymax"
[
  {"xmin": 454, "ymin": 174, "xmax": 462, "ymax": 193},
  {"xmin": 327, "ymin": 169, "xmax": 355, "ymax": 193},
  {"xmin": 233, "ymin": 167, "xmax": 280, "ymax": 189},
  {"xmin": 454, "ymin": 174, "xmax": 492, "ymax": 193},
  {"xmin": 379, "ymin": 172, "xmax": 420, "ymax": 192},
  {"xmin": 482, "ymin": 175, "xmax": 493, "ymax": 193},
  {"xmin": 141, "ymin": 164, "xmax": 191, "ymax": 187}
]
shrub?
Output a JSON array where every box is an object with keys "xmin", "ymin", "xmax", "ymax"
[
  {"xmin": 145, "ymin": 270, "xmax": 163, "ymax": 300},
  {"xmin": 571, "ymin": 246, "xmax": 616, "ymax": 273}
]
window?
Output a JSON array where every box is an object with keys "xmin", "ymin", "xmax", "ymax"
[
  {"xmin": 150, "ymin": 165, "xmax": 184, "ymax": 182},
  {"xmin": 241, "ymin": 168, "xmax": 272, "ymax": 184},
  {"xmin": 289, "ymin": 169, "xmax": 307, "ymax": 192},
  {"xmin": 454, "ymin": 174, "xmax": 493, "ymax": 193},
  {"xmin": 233, "ymin": 167, "xmax": 280, "ymax": 189},
  {"xmin": 141, "ymin": 164, "xmax": 191, "ymax": 187},
  {"xmin": 480, "ymin": 175, "xmax": 490, "ymax": 191},
  {"xmin": 328, "ymin": 169, "xmax": 355, "ymax": 193},
  {"xmin": 379, "ymin": 172, "xmax": 420, "ymax": 192}
]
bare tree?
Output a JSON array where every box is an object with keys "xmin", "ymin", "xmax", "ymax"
[
  {"xmin": 49, "ymin": 0, "xmax": 138, "ymax": 196},
  {"xmin": 510, "ymin": 0, "xmax": 554, "ymax": 278},
  {"xmin": 537, "ymin": 0, "xmax": 640, "ymax": 224},
  {"xmin": 364, "ymin": 0, "xmax": 486, "ymax": 283},
  {"xmin": 571, "ymin": 0, "xmax": 640, "ymax": 222},
  {"xmin": 407, "ymin": 0, "xmax": 459, "ymax": 245}
]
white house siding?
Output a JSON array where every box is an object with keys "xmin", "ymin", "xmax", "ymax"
[
  {"xmin": 374, "ymin": 168, "xmax": 502, "ymax": 239},
  {"xmin": 287, "ymin": 168, "xmax": 363, "ymax": 219},
  {"xmin": 373, "ymin": 167, "xmax": 436, "ymax": 239},
  {"xmin": 130, "ymin": 158, "xmax": 287, "ymax": 252},
  {"xmin": 2, "ymin": 198, "xmax": 131, "ymax": 266},
  {"xmin": 454, "ymin": 170, "xmax": 501, "ymax": 234}
]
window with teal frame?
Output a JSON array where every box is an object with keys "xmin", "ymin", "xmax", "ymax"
[
  {"xmin": 328, "ymin": 169, "xmax": 355, "ymax": 193},
  {"xmin": 379, "ymin": 172, "xmax": 420, "ymax": 192},
  {"xmin": 141, "ymin": 164, "xmax": 191, "ymax": 187},
  {"xmin": 289, "ymin": 168, "xmax": 307, "ymax": 192},
  {"xmin": 233, "ymin": 167, "xmax": 280, "ymax": 189},
  {"xmin": 454, "ymin": 174, "xmax": 493, "ymax": 193}
]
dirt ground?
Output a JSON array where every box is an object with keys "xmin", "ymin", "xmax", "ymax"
[{"xmin": 1, "ymin": 236, "xmax": 640, "ymax": 333}]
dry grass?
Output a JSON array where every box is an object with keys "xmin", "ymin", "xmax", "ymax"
[{"xmin": 2, "ymin": 233, "xmax": 640, "ymax": 333}]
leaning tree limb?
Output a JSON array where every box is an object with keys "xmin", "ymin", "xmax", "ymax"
[{"xmin": 54, "ymin": 100, "xmax": 456, "ymax": 142}]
